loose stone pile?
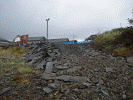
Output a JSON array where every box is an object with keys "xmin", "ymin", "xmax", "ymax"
[{"xmin": 0, "ymin": 42, "xmax": 133, "ymax": 100}]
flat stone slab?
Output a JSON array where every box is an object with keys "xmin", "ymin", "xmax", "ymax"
[
  {"xmin": 41, "ymin": 73, "xmax": 90, "ymax": 82},
  {"xmin": 41, "ymin": 73, "xmax": 55, "ymax": 80},
  {"xmin": 106, "ymin": 67, "xmax": 113, "ymax": 72},
  {"xmin": 58, "ymin": 66, "xmax": 82, "ymax": 74},
  {"xmin": 56, "ymin": 75, "xmax": 89, "ymax": 82},
  {"xmin": 83, "ymin": 82, "xmax": 92, "ymax": 88},
  {"xmin": 67, "ymin": 66, "xmax": 82, "ymax": 73},
  {"xmin": 55, "ymin": 66, "xmax": 69, "ymax": 70},
  {"xmin": 45, "ymin": 62, "xmax": 53, "ymax": 73},
  {"xmin": 43, "ymin": 87, "xmax": 53, "ymax": 93},
  {"xmin": 48, "ymin": 83, "xmax": 59, "ymax": 89},
  {"xmin": 35, "ymin": 60, "xmax": 46, "ymax": 69}
]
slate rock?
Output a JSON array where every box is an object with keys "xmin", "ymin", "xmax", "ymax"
[
  {"xmin": 106, "ymin": 67, "xmax": 113, "ymax": 72},
  {"xmin": 47, "ymin": 58, "xmax": 53, "ymax": 62},
  {"xmin": 55, "ymin": 66, "xmax": 69, "ymax": 70},
  {"xmin": 25, "ymin": 58, "xmax": 32, "ymax": 62},
  {"xmin": 0, "ymin": 87, "xmax": 11, "ymax": 95},
  {"xmin": 50, "ymin": 73, "xmax": 56, "ymax": 77},
  {"xmin": 45, "ymin": 62, "xmax": 53, "ymax": 73},
  {"xmin": 127, "ymin": 57, "xmax": 133, "ymax": 63},
  {"xmin": 35, "ymin": 60, "xmax": 46, "ymax": 69},
  {"xmin": 56, "ymin": 75, "xmax": 89, "ymax": 82},
  {"xmin": 83, "ymin": 82, "xmax": 92, "ymax": 88},
  {"xmin": 91, "ymin": 78, "xmax": 99, "ymax": 84},
  {"xmin": 41, "ymin": 73, "xmax": 55, "ymax": 80},
  {"xmin": 43, "ymin": 87, "xmax": 53, "ymax": 93},
  {"xmin": 101, "ymin": 89, "xmax": 110, "ymax": 98},
  {"xmin": 48, "ymin": 83, "xmax": 59, "ymax": 89},
  {"xmin": 67, "ymin": 66, "xmax": 82, "ymax": 73}
]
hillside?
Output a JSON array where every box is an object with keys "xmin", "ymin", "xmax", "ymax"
[{"xmin": 87, "ymin": 26, "xmax": 133, "ymax": 57}]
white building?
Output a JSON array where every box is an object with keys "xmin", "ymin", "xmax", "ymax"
[{"xmin": 13, "ymin": 35, "xmax": 21, "ymax": 42}]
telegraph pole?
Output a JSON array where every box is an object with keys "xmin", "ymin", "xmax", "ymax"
[
  {"xmin": 46, "ymin": 18, "xmax": 50, "ymax": 41},
  {"xmin": 120, "ymin": 23, "xmax": 122, "ymax": 28}
]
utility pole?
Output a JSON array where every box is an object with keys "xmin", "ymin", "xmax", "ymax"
[
  {"xmin": 73, "ymin": 34, "xmax": 76, "ymax": 44},
  {"xmin": 120, "ymin": 23, "xmax": 122, "ymax": 28},
  {"xmin": 73, "ymin": 34, "xmax": 76, "ymax": 40},
  {"xmin": 46, "ymin": 18, "xmax": 50, "ymax": 41}
]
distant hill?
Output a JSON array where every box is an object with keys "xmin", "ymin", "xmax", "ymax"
[{"xmin": 0, "ymin": 37, "xmax": 9, "ymax": 42}]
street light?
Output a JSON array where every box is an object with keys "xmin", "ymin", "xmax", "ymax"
[{"xmin": 46, "ymin": 18, "xmax": 50, "ymax": 41}]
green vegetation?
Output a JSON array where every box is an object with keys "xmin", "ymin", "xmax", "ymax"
[
  {"xmin": 2, "ymin": 62, "xmax": 11, "ymax": 67},
  {"xmin": 113, "ymin": 47, "xmax": 133, "ymax": 57},
  {"xmin": 17, "ymin": 67, "xmax": 32, "ymax": 74},
  {"xmin": 91, "ymin": 27, "xmax": 133, "ymax": 57},
  {"xmin": 10, "ymin": 58, "xmax": 21, "ymax": 63},
  {"xmin": 8, "ymin": 46, "xmax": 29, "ymax": 54},
  {"xmin": 0, "ymin": 46, "xmax": 29, "ymax": 57},
  {"xmin": 85, "ymin": 35, "xmax": 98, "ymax": 40},
  {"xmin": 94, "ymin": 28, "xmax": 123, "ymax": 46}
]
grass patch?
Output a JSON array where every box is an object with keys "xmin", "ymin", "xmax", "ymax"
[
  {"xmin": 2, "ymin": 62, "xmax": 11, "ymax": 67},
  {"xmin": 13, "ymin": 66, "xmax": 19, "ymax": 69},
  {"xmin": 17, "ymin": 67, "xmax": 32, "ymax": 74},
  {"xmin": 10, "ymin": 58, "xmax": 21, "ymax": 63},
  {"xmin": 113, "ymin": 47, "xmax": 133, "ymax": 57},
  {"xmin": 0, "ymin": 46, "xmax": 29, "ymax": 57},
  {"xmin": 94, "ymin": 30, "xmax": 122, "ymax": 46},
  {"xmin": 8, "ymin": 46, "xmax": 29, "ymax": 54}
]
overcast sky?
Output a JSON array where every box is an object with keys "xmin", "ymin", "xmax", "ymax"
[{"xmin": 0, "ymin": 0, "xmax": 133, "ymax": 41}]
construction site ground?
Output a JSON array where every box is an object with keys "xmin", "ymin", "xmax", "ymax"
[{"xmin": 0, "ymin": 42, "xmax": 133, "ymax": 100}]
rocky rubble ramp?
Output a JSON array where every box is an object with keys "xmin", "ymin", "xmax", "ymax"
[{"xmin": 0, "ymin": 42, "xmax": 133, "ymax": 100}]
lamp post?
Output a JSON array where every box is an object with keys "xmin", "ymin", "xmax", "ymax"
[{"xmin": 46, "ymin": 18, "xmax": 50, "ymax": 41}]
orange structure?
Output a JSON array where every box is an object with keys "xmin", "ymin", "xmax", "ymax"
[{"xmin": 20, "ymin": 34, "xmax": 29, "ymax": 44}]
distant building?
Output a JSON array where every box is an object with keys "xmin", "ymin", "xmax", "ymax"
[
  {"xmin": 23, "ymin": 36, "xmax": 46, "ymax": 43},
  {"xmin": 69, "ymin": 40, "xmax": 77, "ymax": 42},
  {"xmin": 13, "ymin": 35, "xmax": 21, "ymax": 42},
  {"xmin": 13, "ymin": 35, "xmax": 46, "ymax": 43},
  {"xmin": 48, "ymin": 38, "xmax": 69, "ymax": 43},
  {"xmin": 0, "ymin": 37, "xmax": 9, "ymax": 43}
]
